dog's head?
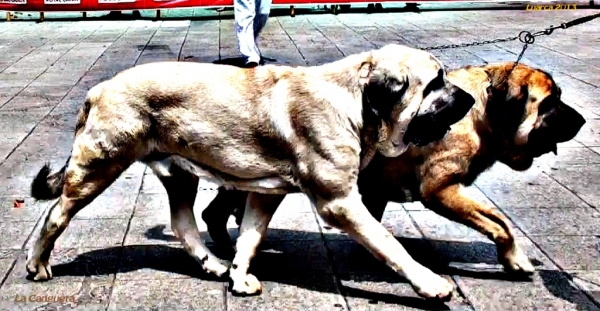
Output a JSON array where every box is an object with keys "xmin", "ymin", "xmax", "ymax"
[
  {"xmin": 360, "ymin": 44, "xmax": 475, "ymax": 157},
  {"xmin": 483, "ymin": 63, "xmax": 586, "ymax": 171}
]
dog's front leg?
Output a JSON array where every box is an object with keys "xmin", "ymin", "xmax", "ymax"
[
  {"xmin": 229, "ymin": 192, "xmax": 285, "ymax": 296},
  {"xmin": 315, "ymin": 186, "xmax": 455, "ymax": 301},
  {"xmin": 422, "ymin": 184, "xmax": 535, "ymax": 275}
]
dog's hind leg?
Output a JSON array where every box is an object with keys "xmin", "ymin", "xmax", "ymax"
[
  {"xmin": 26, "ymin": 150, "xmax": 134, "ymax": 281},
  {"xmin": 201, "ymin": 189, "xmax": 248, "ymax": 260},
  {"xmin": 423, "ymin": 184, "xmax": 535, "ymax": 275},
  {"xmin": 156, "ymin": 164, "xmax": 231, "ymax": 277},
  {"xmin": 229, "ymin": 192, "xmax": 284, "ymax": 296}
]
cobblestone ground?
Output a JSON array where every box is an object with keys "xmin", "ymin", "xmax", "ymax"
[{"xmin": 0, "ymin": 4, "xmax": 600, "ymax": 310}]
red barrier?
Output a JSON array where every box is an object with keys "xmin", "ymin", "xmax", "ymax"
[
  {"xmin": 0, "ymin": 0, "xmax": 472, "ymax": 13},
  {"xmin": 96, "ymin": 0, "xmax": 147, "ymax": 11},
  {"xmin": 0, "ymin": 0, "xmax": 149, "ymax": 12},
  {"xmin": 2, "ymin": 0, "xmax": 93, "ymax": 12}
]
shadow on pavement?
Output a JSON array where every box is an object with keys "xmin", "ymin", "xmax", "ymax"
[
  {"xmin": 47, "ymin": 227, "xmax": 593, "ymax": 310},
  {"xmin": 212, "ymin": 56, "xmax": 278, "ymax": 67}
]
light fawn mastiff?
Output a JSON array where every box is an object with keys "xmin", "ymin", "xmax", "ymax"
[{"xmin": 29, "ymin": 44, "xmax": 475, "ymax": 301}]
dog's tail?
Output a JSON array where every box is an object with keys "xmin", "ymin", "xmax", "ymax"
[
  {"xmin": 31, "ymin": 88, "xmax": 96, "ymax": 201},
  {"xmin": 30, "ymin": 160, "xmax": 69, "ymax": 200}
]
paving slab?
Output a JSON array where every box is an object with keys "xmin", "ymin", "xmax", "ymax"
[
  {"xmin": 108, "ymin": 278, "xmax": 225, "ymax": 311},
  {"xmin": 533, "ymin": 236, "xmax": 600, "ymax": 271},
  {"xmin": 342, "ymin": 276, "xmax": 474, "ymax": 311},
  {"xmin": 0, "ymin": 5, "xmax": 600, "ymax": 310},
  {"xmin": 456, "ymin": 270, "xmax": 600, "ymax": 311},
  {"xmin": 226, "ymin": 274, "xmax": 347, "ymax": 311},
  {"xmin": 5, "ymin": 247, "xmax": 121, "ymax": 285},
  {"xmin": 570, "ymin": 270, "xmax": 600, "ymax": 305}
]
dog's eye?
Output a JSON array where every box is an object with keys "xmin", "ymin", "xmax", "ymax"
[{"xmin": 537, "ymin": 97, "xmax": 555, "ymax": 115}]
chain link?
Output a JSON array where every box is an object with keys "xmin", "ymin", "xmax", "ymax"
[
  {"xmin": 420, "ymin": 12, "xmax": 600, "ymax": 76},
  {"xmin": 421, "ymin": 35, "xmax": 519, "ymax": 51}
]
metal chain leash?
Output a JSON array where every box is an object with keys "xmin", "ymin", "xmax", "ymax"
[
  {"xmin": 422, "ymin": 35, "xmax": 522, "ymax": 52},
  {"xmin": 419, "ymin": 12, "xmax": 600, "ymax": 75}
]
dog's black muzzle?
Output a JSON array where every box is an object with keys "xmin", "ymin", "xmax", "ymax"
[
  {"xmin": 526, "ymin": 100, "xmax": 586, "ymax": 157},
  {"xmin": 403, "ymin": 85, "xmax": 475, "ymax": 147}
]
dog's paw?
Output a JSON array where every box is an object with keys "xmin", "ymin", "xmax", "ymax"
[
  {"xmin": 501, "ymin": 246, "xmax": 535, "ymax": 275},
  {"xmin": 26, "ymin": 256, "xmax": 53, "ymax": 281},
  {"xmin": 410, "ymin": 270, "xmax": 454, "ymax": 301},
  {"xmin": 230, "ymin": 273, "xmax": 262, "ymax": 296},
  {"xmin": 201, "ymin": 256, "xmax": 231, "ymax": 278}
]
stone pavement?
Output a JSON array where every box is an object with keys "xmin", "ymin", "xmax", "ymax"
[{"xmin": 1, "ymin": 5, "xmax": 600, "ymax": 310}]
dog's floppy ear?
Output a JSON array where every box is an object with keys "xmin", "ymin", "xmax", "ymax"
[
  {"xmin": 535, "ymin": 96, "xmax": 586, "ymax": 144},
  {"xmin": 484, "ymin": 67, "xmax": 529, "ymax": 134},
  {"xmin": 360, "ymin": 62, "xmax": 408, "ymax": 117}
]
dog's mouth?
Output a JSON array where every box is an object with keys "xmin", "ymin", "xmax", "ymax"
[
  {"xmin": 526, "ymin": 139, "xmax": 558, "ymax": 158},
  {"xmin": 535, "ymin": 142, "xmax": 557, "ymax": 157},
  {"xmin": 525, "ymin": 126, "xmax": 561, "ymax": 157}
]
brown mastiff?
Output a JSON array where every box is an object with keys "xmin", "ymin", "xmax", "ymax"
[
  {"xmin": 202, "ymin": 62, "xmax": 585, "ymax": 297},
  {"xmin": 28, "ymin": 44, "xmax": 475, "ymax": 301}
]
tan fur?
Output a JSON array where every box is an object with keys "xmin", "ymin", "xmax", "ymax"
[
  {"xmin": 203, "ymin": 62, "xmax": 586, "ymax": 297},
  {"xmin": 26, "ymin": 44, "xmax": 476, "ymax": 301},
  {"xmin": 357, "ymin": 63, "xmax": 585, "ymax": 272}
]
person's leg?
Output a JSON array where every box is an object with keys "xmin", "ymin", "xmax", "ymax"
[
  {"xmin": 235, "ymin": 0, "xmax": 261, "ymax": 66},
  {"xmin": 253, "ymin": 0, "xmax": 272, "ymax": 62}
]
